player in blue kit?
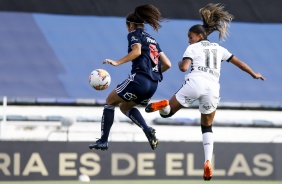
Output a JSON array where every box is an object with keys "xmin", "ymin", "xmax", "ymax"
[
  {"xmin": 145, "ymin": 3, "xmax": 264, "ymax": 181},
  {"xmin": 89, "ymin": 4, "xmax": 171, "ymax": 151}
]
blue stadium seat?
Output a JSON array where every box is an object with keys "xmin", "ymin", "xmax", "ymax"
[{"xmin": 0, "ymin": 12, "xmax": 281, "ymax": 104}]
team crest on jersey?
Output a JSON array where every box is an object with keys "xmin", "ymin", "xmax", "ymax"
[
  {"xmin": 184, "ymin": 97, "xmax": 194, "ymax": 104},
  {"xmin": 203, "ymin": 104, "xmax": 212, "ymax": 110},
  {"xmin": 131, "ymin": 36, "xmax": 138, "ymax": 42}
]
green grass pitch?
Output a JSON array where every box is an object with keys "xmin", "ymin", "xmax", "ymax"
[{"xmin": 1, "ymin": 180, "xmax": 282, "ymax": 184}]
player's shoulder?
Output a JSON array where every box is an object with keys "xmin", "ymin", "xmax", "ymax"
[
  {"xmin": 127, "ymin": 29, "xmax": 143, "ymax": 43},
  {"xmin": 129, "ymin": 28, "xmax": 145, "ymax": 35},
  {"xmin": 187, "ymin": 41, "xmax": 205, "ymax": 50}
]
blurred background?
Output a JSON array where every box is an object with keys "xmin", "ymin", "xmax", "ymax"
[{"xmin": 0, "ymin": 0, "xmax": 282, "ymax": 182}]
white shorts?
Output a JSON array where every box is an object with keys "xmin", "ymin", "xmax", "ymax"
[{"xmin": 175, "ymin": 75, "xmax": 220, "ymax": 114}]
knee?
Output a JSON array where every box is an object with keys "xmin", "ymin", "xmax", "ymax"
[
  {"xmin": 119, "ymin": 104, "xmax": 127, "ymax": 114},
  {"xmin": 201, "ymin": 122, "xmax": 212, "ymax": 126},
  {"xmin": 105, "ymin": 97, "xmax": 113, "ymax": 106}
]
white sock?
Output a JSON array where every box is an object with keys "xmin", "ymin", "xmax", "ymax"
[
  {"xmin": 202, "ymin": 132, "xmax": 214, "ymax": 163},
  {"xmin": 160, "ymin": 105, "xmax": 171, "ymax": 115}
]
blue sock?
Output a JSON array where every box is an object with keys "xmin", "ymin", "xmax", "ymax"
[
  {"xmin": 126, "ymin": 107, "xmax": 149, "ymax": 132},
  {"xmin": 100, "ymin": 105, "xmax": 115, "ymax": 142}
]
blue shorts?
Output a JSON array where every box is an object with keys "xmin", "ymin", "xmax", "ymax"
[{"xmin": 115, "ymin": 73, "xmax": 158, "ymax": 106}]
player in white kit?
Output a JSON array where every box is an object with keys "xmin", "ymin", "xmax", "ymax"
[{"xmin": 145, "ymin": 3, "xmax": 265, "ymax": 181}]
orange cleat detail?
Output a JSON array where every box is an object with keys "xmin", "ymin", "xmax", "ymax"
[
  {"xmin": 203, "ymin": 160, "xmax": 212, "ymax": 181},
  {"xmin": 145, "ymin": 100, "xmax": 169, "ymax": 113}
]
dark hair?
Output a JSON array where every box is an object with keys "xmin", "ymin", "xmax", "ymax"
[
  {"xmin": 126, "ymin": 4, "xmax": 163, "ymax": 32},
  {"xmin": 189, "ymin": 3, "xmax": 234, "ymax": 41}
]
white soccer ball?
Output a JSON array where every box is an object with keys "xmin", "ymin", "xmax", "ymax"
[
  {"xmin": 78, "ymin": 174, "xmax": 90, "ymax": 182},
  {"xmin": 89, "ymin": 69, "xmax": 111, "ymax": 90}
]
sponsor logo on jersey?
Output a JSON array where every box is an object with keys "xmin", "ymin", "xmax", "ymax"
[
  {"xmin": 152, "ymin": 65, "xmax": 158, "ymax": 72},
  {"xmin": 197, "ymin": 66, "xmax": 219, "ymax": 78},
  {"xmin": 146, "ymin": 37, "xmax": 157, "ymax": 44},
  {"xmin": 131, "ymin": 36, "xmax": 138, "ymax": 42}
]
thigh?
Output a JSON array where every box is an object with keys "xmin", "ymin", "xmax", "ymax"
[
  {"xmin": 199, "ymin": 82, "xmax": 220, "ymax": 114},
  {"xmin": 106, "ymin": 89, "xmax": 126, "ymax": 106},
  {"xmin": 169, "ymin": 95, "xmax": 183, "ymax": 114},
  {"xmin": 175, "ymin": 78, "xmax": 201, "ymax": 108}
]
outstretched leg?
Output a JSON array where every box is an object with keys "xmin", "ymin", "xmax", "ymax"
[{"xmin": 145, "ymin": 95, "xmax": 182, "ymax": 118}]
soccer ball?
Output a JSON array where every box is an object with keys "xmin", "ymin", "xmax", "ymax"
[
  {"xmin": 78, "ymin": 174, "xmax": 90, "ymax": 182},
  {"xmin": 89, "ymin": 69, "xmax": 111, "ymax": 90}
]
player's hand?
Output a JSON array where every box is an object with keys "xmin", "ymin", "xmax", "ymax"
[
  {"xmin": 253, "ymin": 73, "xmax": 265, "ymax": 81},
  {"xmin": 103, "ymin": 59, "xmax": 119, "ymax": 66}
]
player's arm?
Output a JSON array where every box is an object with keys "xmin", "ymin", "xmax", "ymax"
[
  {"xmin": 229, "ymin": 56, "xmax": 265, "ymax": 80},
  {"xmin": 103, "ymin": 44, "xmax": 141, "ymax": 66},
  {"xmin": 159, "ymin": 52, "xmax": 171, "ymax": 73},
  {"xmin": 178, "ymin": 58, "xmax": 192, "ymax": 72}
]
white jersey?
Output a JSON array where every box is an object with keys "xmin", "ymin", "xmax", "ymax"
[
  {"xmin": 183, "ymin": 40, "xmax": 233, "ymax": 83},
  {"xmin": 176, "ymin": 40, "xmax": 233, "ymax": 114}
]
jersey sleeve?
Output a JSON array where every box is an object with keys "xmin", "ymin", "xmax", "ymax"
[
  {"xmin": 182, "ymin": 45, "xmax": 194, "ymax": 60},
  {"xmin": 127, "ymin": 31, "xmax": 142, "ymax": 48},
  {"xmin": 221, "ymin": 47, "xmax": 233, "ymax": 61},
  {"xmin": 156, "ymin": 43, "xmax": 162, "ymax": 53}
]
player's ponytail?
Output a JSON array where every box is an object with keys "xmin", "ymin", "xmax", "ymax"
[
  {"xmin": 199, "ymin": 3, "xmax": 233, "ymax": 41},
  {"xmin": 126, "ymin": 4, "xmax": 163, "ymax": 32}
]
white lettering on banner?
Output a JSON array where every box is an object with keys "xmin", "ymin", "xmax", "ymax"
[
  {"xmin": 59, "ymin": 153, "xmax": 101, "ymax": 176},
  {"xmin": 166, "ymin": 153, "xmax": 184, "ymax": 176},
  {"xmin": 14, "ymin": 153, "xmax": 20, "ymax": 176},
  {"xmin": 211, "ymin": 155, "xmax": 226, "ymax": 176},
  {"xmin": 0, "ymin": 153, "xmax": 11, "ymax": 175},
  {"xmin": 166, "ymin": 153, "xmax": 273, "ymax": 177},
  {"xmin": 59, "ymin": 153, "xmax": 77, "ymax": 176},
  {"xmin": 0, "ymin": 152, "xmax": 274, "ymax": 178},
  {"xmin": 187, "ymin": 153, "xmax": 202, "ymax": 176},
  {"xmin": 22, "ymin": 153, "xmax": 48, "ymax": 176},
  {"xmin": 166, "ymin": 154, "xmax": 225, "ymax": 176},
  {"xmin": 111, "ymin": 153, "xmax": 156, "ymax": 176},
  {"xmin": 79, "ymin": 153, "xmax": 101, "ymax": 176},
  {"xmin": 112, "ymin": 153, "xmax": 135, "ymax": 176},
  {"xmin": 137, "ymin": 153, "xmax": 156, "ymax": 176},
  {"xmin": 253, "ymin": 154, "xmax": 273, "ymax": 176},
  {"xmin": 228, "ymin": 154, "xmax": 253, "ymax": 176}
]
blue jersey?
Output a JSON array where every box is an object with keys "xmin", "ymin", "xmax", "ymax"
[{"xmin": 127, "ymin": 28, "xmax": 163, "ymax": 82}]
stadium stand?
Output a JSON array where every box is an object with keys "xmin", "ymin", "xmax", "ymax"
[
  {"xmin": 0, "ymin": 12, "xmax": 281, "ymax": 105},
  {"xmin": 0, "ymin": 1, "xmax": 281, "ymax": 143}
]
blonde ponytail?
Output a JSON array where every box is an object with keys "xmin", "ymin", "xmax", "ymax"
[{"xmin": 200, "ymin": 3, "xmax": 233, "ymax": 41}]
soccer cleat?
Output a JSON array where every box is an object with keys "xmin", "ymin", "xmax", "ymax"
[
  {"xmin": 145, "ymin": 100, "xmax": 169, "ymax": 113},
  {"xmin": 89, "ymin": 139, "xmax": 108, "ymax": 151},
  {"xmin": 203, "ymin": 160, "xmax": 212, "ymax": 181},
  {"xmin": 145, "ymin": 127, "xmax": 158, "ymax": 150}
]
